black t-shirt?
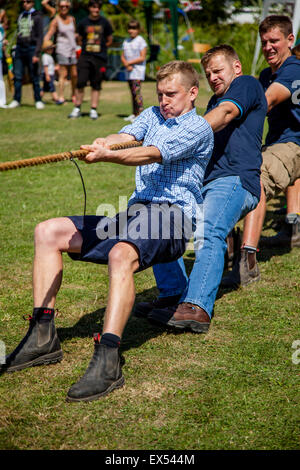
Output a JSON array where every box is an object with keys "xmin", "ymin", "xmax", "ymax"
[
  {"xmin": 203, "ymin": 75, "xmax": 267, "ymax": 199},
  {"xmin": 77, "ymin": 15, "xmax": 113, "ymax": 61},
  {"xmin": 16, "ymin": 10, "xmax": 44, "ymax": 56}
]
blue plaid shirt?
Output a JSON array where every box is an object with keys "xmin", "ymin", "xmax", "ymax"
[{"xmin": 119, "ymin": 106, "xmax": 213, "ymax": 222}]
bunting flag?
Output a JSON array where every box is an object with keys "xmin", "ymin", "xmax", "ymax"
[{"xmin": 180, "ymin": 0, "xmax": 202, "ymax": 12}]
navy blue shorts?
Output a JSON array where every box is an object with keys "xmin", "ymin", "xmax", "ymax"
[
  {"xmin": 68, "ymin": 202, "xmax": 191, "ymax": 272},
  {"xmin": 42, "ymin": 74, "xmax": 56, "ymax": 93}
]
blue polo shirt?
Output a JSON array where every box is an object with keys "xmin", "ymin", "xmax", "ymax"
[
  {"xmin": 203, "ymin": 75, "xmax": 267, "ymax": 199},
  {"xmin": 259, "ymin": 56, "xmax": 300, "ymax": 146}
]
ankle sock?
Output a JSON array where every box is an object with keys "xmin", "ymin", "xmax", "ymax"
[
  {"xmin": 100, "ymin": 333, "xmax": 121, "ymax": 348},
  {"xmin": 285, "ymin": 213, "xmax": 300, "ymax": 224},
  {"xmin": 242, "ymin": 245, "xmax": 257, "ymax": 254},
  {"xmin": 33, "ymin": 307, "xmax": 55, "ymax": 321}
]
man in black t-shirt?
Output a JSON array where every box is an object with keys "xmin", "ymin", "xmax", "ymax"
[{"xmin": 68, "ymin": 0, "xmax": 113, "ymax": 120}]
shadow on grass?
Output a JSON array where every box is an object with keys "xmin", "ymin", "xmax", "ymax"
[{"xmin": 57, "ymin": 286, "xmax": 178, "ymax": 354}]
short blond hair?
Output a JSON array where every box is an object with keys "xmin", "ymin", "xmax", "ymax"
[
  {"xmin": 201, "ymin": 44, "xmax": 240, "ymax": 68},
  {"xmin": 156, "ymin": 61, "xmax": 199, "ymax": 89}
]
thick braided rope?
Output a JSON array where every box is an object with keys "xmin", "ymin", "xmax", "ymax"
[{"xmin": 0, "ymin": 140, "xmax": 143, "ymax": 172}]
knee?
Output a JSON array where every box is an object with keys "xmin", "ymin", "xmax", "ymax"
[
  {"xmin": 34, "ymin": 219, "xmax": 60, "ymax": 248},
  {"xmin": 108, "ymin": 244, "xmax": 127, "ymax": 268},
  {"xmin": 59, "ymin": 68, "xmax": 67, "ymax": 79},
  {"xmin": 71, "ymin": 67, "xmax": 77, "ymax": 78},
  {"xmin": 108, "ymin": 243, "xmax": 139, "ymax": 272}
]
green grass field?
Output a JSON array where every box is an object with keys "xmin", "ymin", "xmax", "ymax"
[{"xmin": 0, "ymin": 80, "xmax": 299, "ymax": 450}]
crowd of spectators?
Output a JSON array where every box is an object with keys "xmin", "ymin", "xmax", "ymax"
[{"xmin": 0, "ymin": 0, "xmax": 148, "ymax": 119}]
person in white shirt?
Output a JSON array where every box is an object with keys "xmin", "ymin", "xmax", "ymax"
[
  {"xmin": 121, "ymin": 19, "xmax": 147, "ymax": 122},
  {"xmin": 40, "ymin": 40, "xmax": 59, "ymax": 103}
]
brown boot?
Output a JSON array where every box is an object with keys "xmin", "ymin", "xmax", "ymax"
[
  {"xmin": 134, "ymin": 294, "xmax": 182, "ymax": 318},
  {"xmin": 221, "ymin": 249, "xmax": 260, "ymax": 288},
  {"xmin": 259, "ymin": 220, "xmax": 300, "ymax": 249},
  {"xmin": 149, "ymin": 302, "xmax": 210, "ymax": 333}
]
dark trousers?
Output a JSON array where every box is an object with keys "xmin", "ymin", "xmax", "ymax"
[
  {"xmin": 128, "ymin": 80, "xmax": 143, "ymax": 116},
  {"xmin": 13, "ymin": 45, "xmax": 41, "ymax": 103}
]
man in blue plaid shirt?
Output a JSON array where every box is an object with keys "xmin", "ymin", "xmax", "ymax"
[{"xmin": 3, "ymin": 61, "xmax": 213, "ymax": 401}]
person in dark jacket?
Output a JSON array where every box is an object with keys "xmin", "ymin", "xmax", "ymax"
[{"xmin": 8, "ymin": 0, "xmax": 44, "ymax": 109}]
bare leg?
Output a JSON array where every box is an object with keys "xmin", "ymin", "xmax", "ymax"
[
  {"xmin": 66, "ymin": 242, "xmax": 140, "ymax": 401},
  {"xmin": 70, "ymin": 64, "xmax": 77, "ymax": 101},
  {"xmin": 103, "ymin": 242, "xmax": 140, "ymax": 338},
  {"xmin": 242, "ymin": 180, "xmax": 267, "ymax": 249},
  {"xmin": 75, "ymin": 87, "xmax": 84, "ymax": 107},
  {"xmin": 58, "ymin": 65, "xmax": 68, "ymax": 102},
  {"xmin": 52, "ymin": 91, "xmax": 59, "ymax": 102},
  {"xmin": 91, "ymin": 89, "xmax": 100, "ymax": 109},
  {"xmin": 33, "ymin": 217, "xmax": 82, "ymax": 308},
  {"xmin": 286, "ymin": 179, "xmax": 300, "ymax": 214}
]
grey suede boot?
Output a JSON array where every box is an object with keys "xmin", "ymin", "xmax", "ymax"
[
  {"xmin": 221, "ymin": 249, "xmax": 260, "ymax": 288},
  {"xmin": 260, "ymin": 219, "xmax": 300, "ymax": 249},
  {"xmin": 1, "ymin": 308, "xmax": 63, "ymax": 373},
  {"xmin": 66, "ymin": 334, "xmax": 124, "ymax": 402}
]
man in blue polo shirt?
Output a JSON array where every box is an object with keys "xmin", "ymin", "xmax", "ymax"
[
  {"xmin": 2, "ymin": 61, "xmax": 213, "ymax": 402},
  {"xmin": 222, "ymin": 15, "xmax": 300, "ymax": 288},
  {"xmin": 135, "ymin": 45, "xmax": 267, "ymax": 332}
]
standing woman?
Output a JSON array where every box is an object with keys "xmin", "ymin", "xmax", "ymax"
[{"xmin": 44, "ymin": 0, "xmax": 77, "ymax": 104}]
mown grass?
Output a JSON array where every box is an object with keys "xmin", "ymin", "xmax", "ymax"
[{"xmin": 0, "ymin": 80, "xmax": 299, "ymax": 451}]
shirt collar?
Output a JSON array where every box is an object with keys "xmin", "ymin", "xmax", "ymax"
[
  {"xmin": 164, "ymin": 107, "xmax": 197, "ymax": 124},
  {"xmin": 23, "ymin": 8, "xmax": 35, "ymax": 16}
]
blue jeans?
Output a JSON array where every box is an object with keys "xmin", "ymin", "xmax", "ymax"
[
  {"xmin": 13, "ymin": 45, "xmax": 41, "ymax": 103},
  {"xmin": 153, "ymin": 176, "xmax": 258, "ymax": 317}
]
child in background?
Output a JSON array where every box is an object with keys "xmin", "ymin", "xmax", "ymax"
[
  {"xmin": 121, "ymin": 19, "xmax": 147, "ymax": 122},
  {"xmin": 41, "ymin": 40, "xmax": 59, "ymax": 104}
]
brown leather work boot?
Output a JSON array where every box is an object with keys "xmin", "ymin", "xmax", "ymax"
[
  {"xmin": 134, "ymin": 294, "xmax": 182, "ymax": 318},
  {"xmin": 259, "ymin": 220, "xmax": 300, "ymax": 249},
  {"xmin": 149, "ymin": 302, "xmax": 211, "ymax": 333}
]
